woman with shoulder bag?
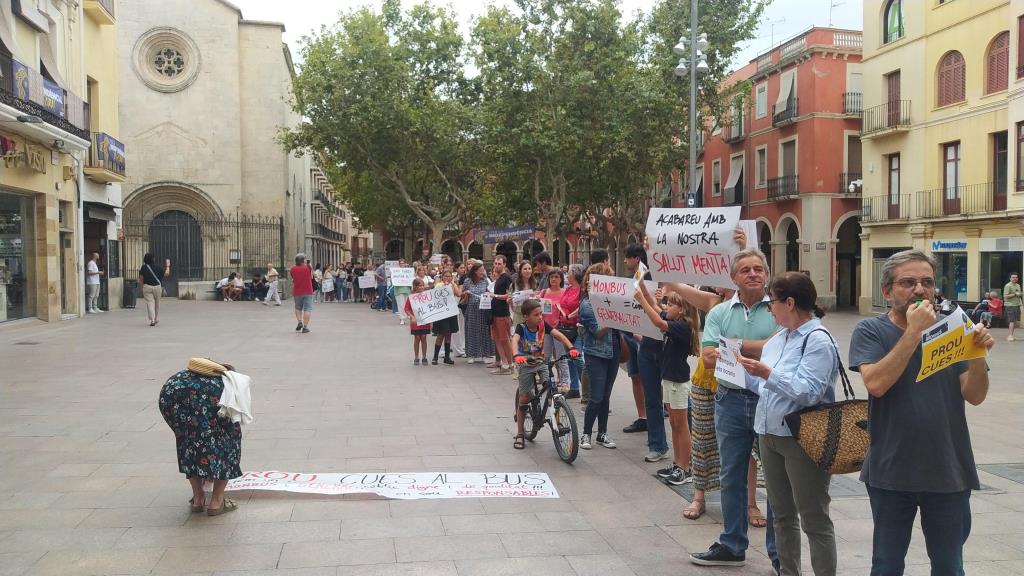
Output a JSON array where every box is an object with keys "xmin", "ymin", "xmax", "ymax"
[
  {"xmin": 139, "ymin": 253, "xmax": 171, "ymax": 327},
  {"xmin": 577, "ymin": 263, "xmax": 619, "ymax": 450},
  {"xmin": 734, "ymin": 272, "xmax": 839, "ymax": 576}
]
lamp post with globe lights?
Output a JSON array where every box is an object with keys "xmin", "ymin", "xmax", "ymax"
[{"xmin": 673, "ymin": 0, "xmax": 708, "ymax": 208}]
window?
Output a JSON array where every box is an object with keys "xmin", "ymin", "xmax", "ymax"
[
  {"xmin": 755, "ymin": 83, "xmax": 767, "ymax": 118},
  {"xmin": 755, "ymin": 146, "xmax": 767, "ymax": 188},
  {"xmin": 1019, "ymin": 17, "xmax": 1024, "ymax": 79},
  {"xmin": 774, "ymin": 70, "xmax": 796, "ymax": 116},
  {"xmin": 884, "ymin": 0, "xmax": 904, "ymax": 44},
  {"xmin": 986, "ymin": 32, "xmax": 1009, "ymax": 94},
  {"xmin": 712, "ymin": 160, "xmax": 721, "ymax": 197},
  {"xmin": 1017, "ymin": 122, "xmax": 1024, "ymax": 191},
  {"xmin": 888, "ymin": 154, "xmax": 900, "ymax": 219},
  {"xmin": 937, "ymin": 51, "xmax": 966, "ymax": 107},
  {"xmin": 944, "ymin": 141, "xmax": 961, "ymax": 198}
]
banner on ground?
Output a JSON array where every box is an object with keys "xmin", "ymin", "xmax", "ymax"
[
  {"xmin": 357, "ymin": 275, "xmax": 376, "ymax": 289},
  {"xmin": 645, "ymin": 207, "xmax": 741, "ymax": 288},
  {"xmin": 408, "ymin": 284, "xmax": 459, "ymax": 324},
  {"xmin": 714, "ymin": 337, "xmax": 747, "ymax": 388},
  {"xmin": 390, "ymin": 267, "xmax": 415, "ymax": 287},
  {"xmin": 588, "ymin": 274, "xmax": 663, "ymax": 340},
  {"xmin": 916, "ymin": 306, "xmax": 987, "ymax": 382},
  {"xmin": 226, "ymin": 471, "xmax": 559, "ymax": 499}
]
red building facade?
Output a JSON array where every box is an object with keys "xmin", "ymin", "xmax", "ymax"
[{"xmin": 697, "ymin": 28, "xmax": 864, "ymax": 309}]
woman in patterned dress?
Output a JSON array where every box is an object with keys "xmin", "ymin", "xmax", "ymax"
[
  {"xmin": 461, "ymin": 261, "xmax": 496, "ymax": 363},
  {"xmin": 159, "ymin": 364, "xmax": 242, "ymax": 516}
]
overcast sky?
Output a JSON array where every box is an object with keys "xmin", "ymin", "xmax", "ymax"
[{"xmin": 232, "ymin": 0, "xmax": 863, "ymax": 70}]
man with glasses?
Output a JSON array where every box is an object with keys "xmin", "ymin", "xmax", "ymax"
[{"xmin": 849, "ymin": 249, "xmax": 995, "ymax": 575}]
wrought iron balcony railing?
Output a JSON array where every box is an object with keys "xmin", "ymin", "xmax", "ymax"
[
  {"xmin": 842, "ymin": 92, "xmax": 862, "ymax": 115},
  {"xmin": 772, "ymin": 98, "xmax": 798, "ymax": 127},
  {"xmin": 862, "ymin": 100, "xmax": 911, "ymax": 136},
  {"xmin": 767, "ymin": 175, "xmax": 799, "ymax": 200},
  {"xmin": 0, "ymin": 52, "xmax": 90, "ymax": 141},
  {"xmin": 862, "ymin": 195, "xmax": 910, "ymax": 222},
  {"xmin": 840, "ymin": 172, "xmax": 862, "ymax": 195},
  {"xmin": 915, "ymin": 183, "xmax": 1004, "ymax": 218}
]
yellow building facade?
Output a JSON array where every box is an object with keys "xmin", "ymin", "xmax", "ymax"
[
  {"xmin": 0, "ymin": 0, "xmax": 124, "ymax": 323},
  {"xmin": 860, "ymin": 0, "xmax": 1018, "ymax": 312}
]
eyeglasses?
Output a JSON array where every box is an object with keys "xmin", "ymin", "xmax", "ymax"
[{"xmin": 894, "ymin": 277, "xmax": 935, "ymax": 289}]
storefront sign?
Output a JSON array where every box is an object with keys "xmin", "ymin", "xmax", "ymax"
[
  {"xmin": 93, "ymin": 133, "xmax": 126, "ymax": 175},
  {"xmin": 41, "ymin": 79, "xmax": 65, "ymax": 118},
  {"xmin": 482, "ymin": 225, "xmax": 536, "ymax": 244},
  {"xmin": 931, "ymin": 240, "xmax": 967, "ymax": 252}
]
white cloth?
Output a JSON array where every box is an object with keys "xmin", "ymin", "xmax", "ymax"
[
  {"xmin": 86, "ymin": 260, "xmax": 101, "ymax": 285},
  {"xmin": 218, "ymin": 370, "xmax": 254, "ymax": 425}
]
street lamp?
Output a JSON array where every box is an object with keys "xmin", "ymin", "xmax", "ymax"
[{"xmin": 674, "ymin": 0, "xmax": 708, "ymax": 208}]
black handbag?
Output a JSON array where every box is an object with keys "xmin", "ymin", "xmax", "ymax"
[{"xmin": 783, "ymin": 329, "xmax": 869, "ymax": 475}]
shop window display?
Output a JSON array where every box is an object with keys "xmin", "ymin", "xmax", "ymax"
[{"xmin": 0, "ymin": 193, "xmax": 35, "ymax": 322}]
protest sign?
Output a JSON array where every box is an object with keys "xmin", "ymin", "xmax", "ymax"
[
  {"xmin": 511, "ymin": 290, "xmax": 536, "ymax": 309},
  {"xmin": 740, "ymin": 220, "xmax": 758, "ymax": 249},
  {"xmin": 430, "ymin": 253, "xmax": 443, "ymax": 265},
  {"xmin": 226, "ymin": 471, "xmax": 559, "ymax": 499},
  {"xmin": 714, "ymin": 337, "xmax": 747, "ymax": 388},
  {"xmin": 632, "ymin": 261, "xmax": 649, "ymax": 290},
  {"xmin": 479, "ymin": 293, "xmax": 493, "ymax": 310},
  {"xmin": 408, "ymin": 284, "xmax": 459, "ymax": 324},
  {"xmin": 384, "ymin": 260, "xmax": 399, "ymax": 278},
  {"xmin": 541, "ymin": 299, "xmax": 553, "ymax": 316},
  {"xmin": 645, "ymin": 207, "xmax": 741, "ymax": 288},
  {"xmin": 916, "ymin": 306, "xmax": 988, "ymax": 382},
  {"xmin": 357, "ymin": 275, "xmax": 376, "ymax": 289},
  {"xmin": 390, "ymin": 267, "xmax": 415, "ymax": 287},
  {"xmin": 588, "ymin": 274, "xmax": 663, "ymax": 340}
]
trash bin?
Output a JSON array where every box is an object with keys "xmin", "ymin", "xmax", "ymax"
[{"xmin": 123, "ymin": 279, "xmax": 138, "ymax": 309}]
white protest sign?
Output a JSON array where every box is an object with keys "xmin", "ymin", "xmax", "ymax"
[
  {"xmin": 430, "ymin": 253, "xmax": 443, "ymax": 265},
  {"xmin": 512, "ymin": 289, "xmax": 536, "ymax": 309},
  {"xmin": 588, "ymin": 274, "xmax": 663, "ymax": 340},
  {"xmin": 384, "ymin": 260, "xmax": 400, "ymax": 278},
  {"xmin": 479, "ymin": 293, "xmax": 493, "ymax": 310},
  {"xmin": 740, "ymin": 220, "xmax": 758, "ymax": 250},
  {"xmin": 645, "ymin": 207, "xmax": 741, "ymax": 289},
  {"xmin": 357, "ymin": 275, "xmax": 376, "ymax": 289},
  {"xmin": 226, "ymin": 471, "xmax": 559, "ymax": 499},
  {"xmin": 714, "ymin": 337, "xmax": 747, "ymax": 388},
  {"xmin": 408, "ymin": 284, "xmax": 459, "ymax": 324},
  {"xmin": 390, "ymin": 267, "xmax": 416, "ymax": 287},
  {"xmin": 632, "ymin": 261, "xmax": 649, "ymax": 290}
]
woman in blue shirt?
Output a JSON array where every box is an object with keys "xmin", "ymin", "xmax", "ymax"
[
  {"xmin": 734, "ymin": 272, "xmax": 838, "ymax": 576},
  {"xmin": 577, "ymin": 263, "xmax": 619, "ymax": 450}
]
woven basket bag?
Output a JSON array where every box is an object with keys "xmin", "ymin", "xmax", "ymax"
[{"xmin": 783, "ymin": 329, "xmax": 869, "ymax": 476}]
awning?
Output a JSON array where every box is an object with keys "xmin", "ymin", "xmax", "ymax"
[
  {"xmin": 0, "ymin": 6, "xmax": 25, "ymax": 62},
  {"xmin": 774, "ymin": 70, "xmax": 794, "ymax": 114},
  {"xmin": 38, "ymin": 35, "xmax": 66, "ymax": 88},
  {"xmin": 85, "ymin": 202, "xmax": 117, "ymax": 222},
  {"xmin": 724, "ymin": 157, "xmax": 743, "ymax": 203}
]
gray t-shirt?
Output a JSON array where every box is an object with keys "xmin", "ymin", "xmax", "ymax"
[{"xmin": 848, "ymin": 314, "xmax": 979, "ymax": 493}]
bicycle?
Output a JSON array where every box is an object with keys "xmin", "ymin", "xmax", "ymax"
[{"xmin": 513, "ymin": 353, "xmax": 580, "ymax": 463}]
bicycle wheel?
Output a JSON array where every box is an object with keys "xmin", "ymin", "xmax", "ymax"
[
  {"xmin": 550, "ymin": 395, "xmax": 580, "ymax": 463},
  {"xmin": 513, "ymin": 389, "xmax": 540, "ymax": 441}
]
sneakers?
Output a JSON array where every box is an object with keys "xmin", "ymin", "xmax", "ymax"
[
  {"xmin": 295, "ymin": 322, "xmax": 303, "ymax": 331},
  {"xmin": 414, "ymin": 358, "xmax": 420, "ymax": 365},
  {"xmin": 644, "ymin": 449, "xmax": 669, "ymax": 462},
  {"xmin": 580, "ymin": 434, "xmax": 593, "ymax": 450},
  {"xmin": 656, "ymin": 464, "xmax": 675, "ymax": 479},
  {"xmin": 565, "ymin": 390, "xmax": 581, "ymax": 399},
  {"xmin": 689, "ymin": 543, "xmax": 745, "ymax": 567},
  {"xmin": 1009, "ymin": 335, "xmax": 1016, "ymax": 342},
  {"xmin": 623, "ymin": 418, "xmax": 648, "ymax": 433},
  {"xmin": 467, "ymin": 358, "xmax": 475, "ymax": 364},
  {"xmin": 420, "ymin": 359, "xmax": 428, "ymax": 367},
  {"xmin": 664, "ymin": 465, "xmax": 692, "ymax": 486},
  {"xmin": 301, "ymin": 327, "xmax": 310, "ymax": 333},
  {"xmin": 595, "ymin": 433, "xmax": 616, "ymax": 448},
  {"xmin": 400, "ymin": 318, "xmax": 406, "ymax": 325}
]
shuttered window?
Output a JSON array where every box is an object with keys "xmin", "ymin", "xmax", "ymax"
[
  {"xmin": 1019, "ymin": 17, "xmax": 1024, "ymax": 79},
  {"xmin": 937, "ymin": 51, "xmax": 965, "ymax": 107},
  {"xmin": 986, "ymin": 32, "xmax": 1009, "ymax": 94}
]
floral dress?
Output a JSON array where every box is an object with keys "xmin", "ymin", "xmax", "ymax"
[
  {"xmin": 462, "ymin": 276, "xmax": 496, "ymax": 359},
  {"xmin": 159, "ymin": 370, "xmax": 242, "ymax": 480}
]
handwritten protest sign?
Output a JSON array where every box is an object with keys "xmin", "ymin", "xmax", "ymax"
[
  {"xmin": 916, "ymin": 306, "xmax": 987, "ymax": 382},
  {"xmin": 384, "ymin": 260, "xmax": 399, "ymax": 278},
  {"xmin": 226, "ymin": 471, "xmax": 559, "ymax": 499},
  {"xmin": 740, "ymin": 220, "xmax": 758, "ymax": 249},
  {"xmin": 357, "ymin": 275, "xmax": 376, "ymax": 289},
  {"xmin": 645, "ymin": 207, "xmax": 741, "ymax": 288},
  {"xmin": 714, "ymin": 337, "xmax": 747, "ymax": 388},
  {"xmin": 479, "ymin": 293, "xmax": 493, "ymax": 310},
  {"xmin": 390, "ymin": 267, "xmax": 415, "ymax": 287},
  {"xmin": 512, "ymin": 290, "xmax": 536, "ymax": 309},
  {"xmin": 588, "ymin": 274, "xmax": 663, "ymax": 340},
  {"xmin": 408, "ymin": 284, "xmax": 458, "ymax": 324}
]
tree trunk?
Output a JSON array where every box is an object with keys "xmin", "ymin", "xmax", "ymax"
[{"xmin": 430, "ymin": 222, "xmax": 446, "ymax": 258}]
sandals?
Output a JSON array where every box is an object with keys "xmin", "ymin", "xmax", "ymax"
[
  {"xmin": 749, "ymin": 505, "xmax": 768, "ymax": 528},
  {"xmin": 513, "ymin": 434, "xmax": 525, "ymax": 450},
  {"xmin": 683, "ymin": 499, "xmax": 705, "ymax": 520},
  {"xmin": 207, "ymin": 498, "xmax": 239, "ymax": 517},
  {"xmin": 189, "ymin": 498, "xmax": 205, "ymax": 513}
]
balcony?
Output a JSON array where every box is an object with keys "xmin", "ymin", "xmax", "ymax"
[
  {"xmin": 862, "ymin": 100, "xmax": 911, "ymax": 137},
  {"xmin": 767, "ymin": 175, "xmax": 799, "ymax": 201},
  {"xmin": 84, "ymin": 0, "xmax": 115, "ymax": 25},
  {"xmin": 0, "ymin": 52, "xmax": 90, "ymax": 142},
  {"xmin": 723, "ymin": 120, "xmax": 744, "ymax": 144},
  {"xmin": 83, "ymin": 133, "xmax": 126, "ymax": 183},
  {"xmin": 842, "ymin": 93, "xmax": 862, "ymax": 116},
  {"xmin": 839, "ymin": 173, "xmax": 862, "ymax": 196},
  {"xmin": 314, "ymin": 223, "xmax": 348, "ymax": 244},
  {"xmin": 773, "ymin": 98, "xmax": 798, "ymax": 127},
  {"xmin": 915, "ymin": 183, "xmax": 1005, "ymax": 218},
  {"xmin": 862, "ymin": 195, "xmax": 910, "ymax": 223}
]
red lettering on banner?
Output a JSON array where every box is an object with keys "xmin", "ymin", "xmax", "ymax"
[
  {"xmin": 265, "ymin": 471, "xmax": 290, "ymax": 480},
  {"xmin": 589, "ymin": 279, "xmax": 627, "ymax": 296},
  {"xmin": 596, "ymin": 307, "xmax": 642, "ymax": 328},
  {"xmin": 689, "ymin": 252, "xmax": 731, "ymax": 276},
  {"xmin": 652, "ymin": 252, "xmax": 690, "ymax": 274}
]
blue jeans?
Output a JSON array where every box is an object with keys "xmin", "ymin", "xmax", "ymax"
[
  {"xmin": 376, "ymin": 286, "xmax": 388, "ymax": 310},
  {"xmin": 867, "ymin": 486, "xmax": 971, "ymax": 576},
  {"xmin": 715, "ymin": 387, "xmax": 777, "ymax": 560},
  {"xmin": 624, "ymin": 336, "xmax": 640, "ymax": 377},
  {"xmin": 583, "ymin": 349, "xmax": 619, "ymax": 435},
  {"xmin": 567, "ymin": 355, "xmax": 582, "ymax": 392},
  {"xmin": 638, "ymin": 345, "xmax": 667, "ymax": 453}
]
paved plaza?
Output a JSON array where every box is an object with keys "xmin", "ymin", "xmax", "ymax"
[{"xmin": 1, "ymin": 300, "xmax": 1023, "ymax": 576}]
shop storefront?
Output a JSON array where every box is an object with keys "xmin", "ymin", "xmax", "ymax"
[
  {"xmin": 980, "ymin": 237, "xmax": 1024, "ymax": 298},
  {"xmin": 0, "ymin": 191, "xmax": 36, "ymax": 323},
  {"xmin": 931, "ymin": 240, "xmax": 968, "ymax": 301}
]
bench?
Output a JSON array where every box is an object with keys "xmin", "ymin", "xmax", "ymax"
[{"xmin": 953, "ymin": 301, "xmax": 1007, "ymax": 329}]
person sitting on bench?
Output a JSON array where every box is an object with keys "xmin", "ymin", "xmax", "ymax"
[{"xmin": 218, "ymin": 273, "xmax": 243, "ymax": 301}]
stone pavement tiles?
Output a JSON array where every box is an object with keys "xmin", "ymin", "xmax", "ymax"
[{"xmin": 0, "ymin": 300, "xmax": 1023, "ymax": 575}]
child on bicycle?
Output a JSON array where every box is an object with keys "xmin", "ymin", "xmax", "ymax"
[
  {"xmin": 635, "ymin": 281, "xmax": 700, "ymax": 485},
  {"xmin": 406, "ymin": 278, "xmax": 432, "ymax": 365},
  {"xmin": 511, "ymin": 298, "xmax": 579, "ymax": 450}
]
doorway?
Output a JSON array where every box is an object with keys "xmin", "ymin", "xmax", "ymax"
[{"xmin": 835, "ymin": 216, "xmax": 862, "ymax": 308}]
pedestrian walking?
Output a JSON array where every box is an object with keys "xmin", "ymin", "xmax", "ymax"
[
  {"xmin": 290, "ymin": 253, "xmax": 314, "ymax": 333},
  {"xmin": 264, "ymin": 262, "xmax": 281, "ymax": 306},
  {"xmin": 849, "ymin": 249, "xmax": 994, "ymax": 576},
  {"xmin": 461, "ymin": 261, "xmax": 495, "ymax": 364},
  {"xmin": 430, "ymin": 269, "xmax": 461, "ymax": 365},
  {"xmin": 138, "ymin": 253, "xmax": 170, "ymax": 327},
  {"xmin": 85, "ymin": 252, "xmax": 104, "ymax": 313},
  {"xmin": 578, "ymin": 263, "xmax": 618, "ymax": 451},
  {"xmin": 406, "ymin": 278, "xmax": 432, "ymax": 365},
  {"xmin": 735, "ymin": 272, "xmax": 839, "ymax": 576},
  {"xmin": 1003, "ymin": 272, "xmax": 1021, "ymax": 340}
]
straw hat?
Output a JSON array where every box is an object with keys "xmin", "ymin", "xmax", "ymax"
[{"xmin": 187, "ymin": 358, "xmax": 228, "ymax": 377}]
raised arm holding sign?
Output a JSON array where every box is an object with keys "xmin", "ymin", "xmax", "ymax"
[
  {"xmin": 645, "ymin": 207, "xmax": 741, "ymax": 288},
  {"xmin": 588, "ymin": 274, "xmax": 663, "ymax": 340}
]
